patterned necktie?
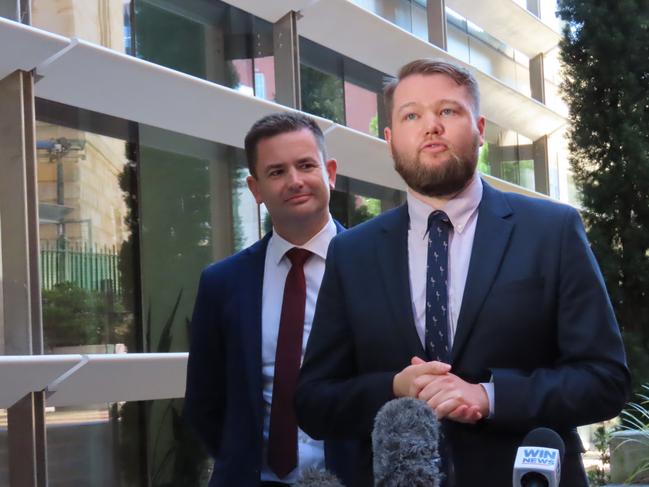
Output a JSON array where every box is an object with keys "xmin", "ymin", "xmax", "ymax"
[
  {"xmin": 425, "ymin": 210, "xmax": 452, "ymax": 363},
  {"xmin": 268, "ymin": 247, "xmax": 313, "ymax": 479}
]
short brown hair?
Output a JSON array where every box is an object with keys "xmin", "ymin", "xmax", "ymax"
[
  {"xmin": 383, "ymin": 59, "xmax": 480, "ymax": 124},
  {"xmin": 244, "ymin": 112, "xmax": 327, "ymax": 177}
]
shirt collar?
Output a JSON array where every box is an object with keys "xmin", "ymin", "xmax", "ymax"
[
  {"xmin": 268, "ymin": 216, "xmax": 336, "ymax": 265},
  {"xmin": 407, "ymin": 172, "xmax": 483, "ymax": 237}
]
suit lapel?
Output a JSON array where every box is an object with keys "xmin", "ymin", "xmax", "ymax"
[
  {"xmin": 452, "ymin": 183, "xmax": 513, "ymax": 362},
  {"xmin": 238, "ymin": 234, "xmax": 271, "ymax": 423},
  {"xmin": 376, "ymin": 205, "xmax": 426, "ymax": 358}
]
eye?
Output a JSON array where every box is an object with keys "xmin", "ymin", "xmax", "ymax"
[
  {"xmin": 299, "ymin": 161, "xmax": 317, "ymax": 170},
  {"xmin": 403, "ymin": 112, "xmax": 418, "ymax": 121},
  {"xmin": 440, "ymin": 107, "xmax": 456, "ymax": 117},
  {"xmin": 268, "ymin": 169, "xmax": 283, "ymax": 177}
]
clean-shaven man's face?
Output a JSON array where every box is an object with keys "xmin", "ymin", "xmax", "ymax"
[
  {"xmin": 385, "ymin": 73, "xmax": 485, "ymax": 197},
  {"xmin": 247, "ymin": 128, "xmax": 336, "ymax": 231}
]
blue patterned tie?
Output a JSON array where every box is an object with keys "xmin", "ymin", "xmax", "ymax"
[
  {"xmin": 425, "ymin": 210, "xmax": 452, "ymax": 363},
  {"xmin": 426, "ymin": 210, "xmax": 454, "ymax": 487}
]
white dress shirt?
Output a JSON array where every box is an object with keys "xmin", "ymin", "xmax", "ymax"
[
  {"xmin": 407, "ymin": 173, "xmax": 495, "ymax": 414},
  {"xmin": 260, "ymin": 217, "xmax": 336, "ymax": 483}
]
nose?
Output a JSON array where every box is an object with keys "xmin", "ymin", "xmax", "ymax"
[
  {"xmin": 424, "ymin": 113, "xmax": 444, "ymax": 136},
  {"xmin": 286, "ymin": 167, "xmax": 304, "ymax": 189}
]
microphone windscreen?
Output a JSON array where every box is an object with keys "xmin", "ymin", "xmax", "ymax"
[
  {"xmin": 521, "ymin": 428, "xmax": 566, "ymax": 463},
  {"xmin": 513, "ymin": 427, "xmax": 566, "ymax": 487},
  {"xmin": 293, "ymin": 467, "xmax": 345, "ymax": 487},
  {"xmin": 372, "ymin": 397, "xmax": 442, "ymax": 487}
]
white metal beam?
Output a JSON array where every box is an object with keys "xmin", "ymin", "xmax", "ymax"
[{"xmin": 446, "ymin": 0, "xmax": 561, "ymax": 57}]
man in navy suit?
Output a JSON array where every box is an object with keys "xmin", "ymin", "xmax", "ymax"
[
  {"xmin": 185, "ymin": 112, "xmax": 350, "ymax": 486},
  {"xmin": 296, "ymin": 59, "xmax": 630, "ymax": 486}
]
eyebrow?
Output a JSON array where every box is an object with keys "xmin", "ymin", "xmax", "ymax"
[
  {"xmin": 263, "ymin": 157, "xmax": 318, "ymax": 173},
  {"xmin": 397, "ymin": 99, "xmax": 465, "ymax": 114},
  {"xmin": 263, "ymin": 163, "xmax": 285, "ymax": 173}
]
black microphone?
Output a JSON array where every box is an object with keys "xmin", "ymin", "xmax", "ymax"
[
  {"xmin": 293, "ymin": 466, "xmax": 344, "ymax": 487},
  {"xmin": 512, "ymin": 427, "xmax": 565, "ymax": 487},
  {"xmin": 372, "ymin": 397, "xmax": 442, "ymax": 487}
]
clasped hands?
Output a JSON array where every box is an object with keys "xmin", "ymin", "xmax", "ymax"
[{"xmin": 392, "ymin": 356, "xmax": 488, "ymax": 424}]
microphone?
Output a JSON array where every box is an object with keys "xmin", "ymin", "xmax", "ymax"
[
  {"xmin": 372, "ymin": 397, "xmax": 442, "ymax": 487},
  {"xmin": 512, "ymin": 427, "xmax": 565, "ymax": 487},
  {"xmin": 293, "ymin": 466, "xmax": 344, "ymax": 487}
]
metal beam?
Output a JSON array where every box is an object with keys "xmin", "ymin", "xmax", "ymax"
[
  {"xmin": 529, "ymin": 53, "xmax": 545, "ymax": 104},
  {"xmin": 7, "ymin": 392, "xmax": 47, "ymax": 487},
  {"xmin": 533, "ymin": 135, "xmax": 550, "ymax": 195},
  {"xmin": 426, "ymin": 0, "xmax": 447, "ymax": 50},
  {"xmin": 526, "ymin": 0, "xmax": 540, "ymax": 17},
  {"xmin": 0, "ymin": 69, "xmax": 46, "ymax": 487},
  {"xmin": 0, "ymin": 0, "xmax": 18, "ymax": 21},
  {"xmin": 273, "ymin": 11, "xmax": 301, "ymax": 109}
]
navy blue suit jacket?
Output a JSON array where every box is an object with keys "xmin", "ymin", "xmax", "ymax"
[
  {"xmin": 184, "ymin": 222, "xmax": 352, "ymax": 487},
  {"xmin": 296, "ymin": 182, "xmax": 630, "ymax": 486}
]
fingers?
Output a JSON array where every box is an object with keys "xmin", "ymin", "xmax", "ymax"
[
  {"xmin": 418, "ymin": 374, "xmax": 486, "ymax": 424},
  {"xmin": 411, "ymin": 357, "xmax": 451, "ymax": 375},
  {"xmin": 446, "ymin": 404, "xmax": 482, "ymax": 423},
  {"xmin": 394, "ymin": 358, "xmax": 452, "ymax": 398}
]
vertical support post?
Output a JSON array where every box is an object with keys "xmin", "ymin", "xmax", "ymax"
[
  {"xmin": 533, "ymin": 135, "xmax": 550, "ymax": 195},
  {"xmin": 526, "ymin": 0, "xmax": 540, "ymax": 17},
  {"xmin": 273, "ymin": 11, "xmax": 301, "ymax": 109},
  {"xmin": 529, "ymin": 53, "xmax": 546, "ymax": 104},
  {"xmin": 0, "ymin": 70, "xmax": 46, "ymax": 487},
  {"xmin": 0, "ymin": 0, "xmax": 29, "ymax": 22},
  {"xmin": 0, "ymin": 0, "xmax": 18, "ymax": 20},
  {"xmin": 426, "ymin": 0, "xmax": 447, "ymax": 50}
]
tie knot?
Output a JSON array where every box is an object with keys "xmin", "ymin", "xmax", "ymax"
[
  {"xmin": 427, "ymin": 210, "xmax": 452, "ymax": 234},
  {"xmin": 286, "ymin": 247, "xmax": 312, "ymax": 267}
]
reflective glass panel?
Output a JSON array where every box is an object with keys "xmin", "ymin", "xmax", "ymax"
[
  {"xmin": 344, "ymin": 82, "xmax": 379, "ymax": 136},
  {"xmin": 31, "ymin": 0, "xmax": 129, "ymax": 52},
  {"xmin": 132, "ymin": 0, "xmax": 273, "ymax": 96},
  {"xmin": 35, "ymin": 114, "xmax": 137, "ymax": 354},
  {"xmin": 331, "ymin": 175, "xmax": 405, "ymax": 228}
]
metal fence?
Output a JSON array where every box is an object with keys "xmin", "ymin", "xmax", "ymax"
[{"xmin": 40, "ymin": 242, "xmax": 122, "ymax": 296}]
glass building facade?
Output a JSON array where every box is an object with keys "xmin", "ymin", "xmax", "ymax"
[{"xmin": 0, "ymin": 0, "xmax": 581, "ymax": 485}]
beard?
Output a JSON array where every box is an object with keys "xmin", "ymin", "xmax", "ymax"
[{"xmin": 392, "ymin": 139, "xmax": 479, "ymax": 197}]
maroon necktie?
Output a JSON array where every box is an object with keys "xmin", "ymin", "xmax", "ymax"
[{"xmin": 268, "ymin": 247, "xmax": 313, "ymax": 478}]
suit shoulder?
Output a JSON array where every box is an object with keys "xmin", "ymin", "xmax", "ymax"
[
  {"xmin": 501, "ymin": 191, "xmax": 578, "ymax": 220},
  {"xmin": 199, "ymin": 238, "xmax": 267, "ymax": 284}
]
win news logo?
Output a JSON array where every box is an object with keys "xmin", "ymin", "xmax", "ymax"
[{"xmin": 521, "ymin": 448, "xmax": 558, "ymax": 466}]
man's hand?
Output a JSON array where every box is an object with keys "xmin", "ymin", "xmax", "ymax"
[
  {"xmin": 392, "ymin": 357, "xmax": 451, "ymax": 398},
  {"xmin": 416, "ymin": 372, "xmax": 489, "ymax": 424}
]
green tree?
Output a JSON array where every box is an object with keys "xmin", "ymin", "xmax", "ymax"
[
  {"xmin": 301, "ymin": 64, "xmax": 346, "ymax": 124},
  {"xmin": 557, "ymin": 0, "xmax": 649, "ymax": 392},
  {"xmin": 42, "ymin": 282, "xmax": 126, "ymax": 349}
]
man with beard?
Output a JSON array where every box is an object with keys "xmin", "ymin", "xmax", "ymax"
[{"xmin": 295, "ymin": 59, "xmax": 629, "ymax": 486}]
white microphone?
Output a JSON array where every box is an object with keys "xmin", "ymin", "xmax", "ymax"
[{"xmin": 512, "ymin": 427, "xmax": 565, "ymax": 487}]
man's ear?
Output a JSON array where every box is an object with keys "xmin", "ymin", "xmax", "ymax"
[
  {"xmin": 325, "ymin": 158, "xmax": 337, "ymax": 190},
  {"xmin": 246, "ymin": 175, "xmax": 263, "ymax": 205},
  {"xmin": 384, "ymin": 126, "xmax": 392, "ymax": 152},
  {"xmin": 476, "ymin": 116, "xmax": 486, "ymax": 146}
]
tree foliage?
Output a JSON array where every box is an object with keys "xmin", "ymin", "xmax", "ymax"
[{"xmin": 557, "ymin": 0, "xmax": 649, "ymax": 389}]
